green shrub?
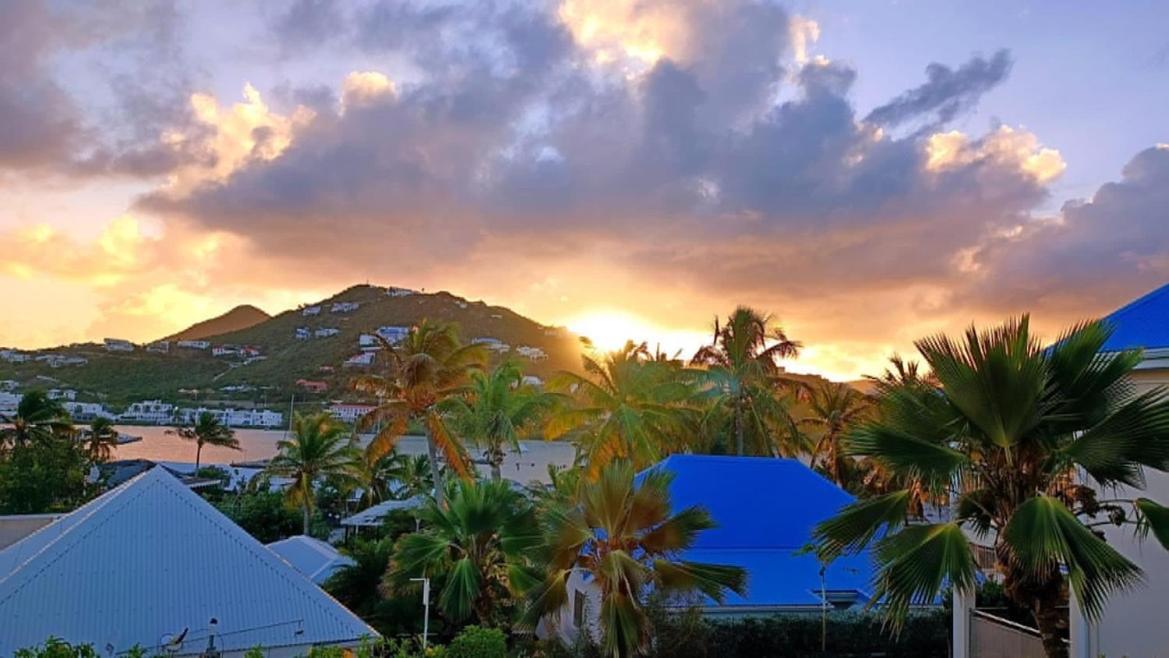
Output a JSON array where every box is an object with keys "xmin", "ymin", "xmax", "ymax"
[
  {"xmin": 14, "ymin": 638, "xmax": 99, "ymax": 658},
  {"xmin": 446, "ymin": 625, "xmax": 507, "ymax": 658}
]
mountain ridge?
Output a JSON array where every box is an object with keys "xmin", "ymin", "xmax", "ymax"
[{"xmin": 163, "ymin": 304, "xmax": 271, "ymax": 342}]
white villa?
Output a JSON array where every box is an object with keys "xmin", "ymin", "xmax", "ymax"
[
  {"xmin": 176, "ymin": 407, "xmax": 283, "ymax": 429},
  {"xmin": 103, "ymin": 338, "xmax": 134, "ymax": 352},
  {"xmin": 327, "ymin": 403, "xmax": 375, "ymax": 424},
  {"xmin": 386, "ymin": 286, "xmax": 415, "ymax": 297},
  {"xmin": 176, "ymin": 339, "xmax": 211, "ymax": 350},
  {"xmin": 0, "ymin": 467, "xmax": 376, "ymax": 656},
  {"xmin": 343, "ymin": 352, "xmax": 374, "ymax": 368},
  {"xmin": 376, "ymin": 325, "xmax": 410, "ymax": 344},
  {"xmin": 119, "ymin": 400, "xmax": 176, "ymax": 424},
  {"xmin": 330, "ymin": 302, "xmax": 360, "ymax": 313},
  {"xmin": 302, "ymin": 305, "xmax": 322, "ymax": 316},
  {"xmin": 46, "ymin": 388, "xmax": 76, "ymax": 401},
  {"xmin": 516, "ymin": 345, "xmax": 547, "ymax": 360},
  {"xmin": 314, "ymin": 327, "xmax": 340, "ymax": 338}
]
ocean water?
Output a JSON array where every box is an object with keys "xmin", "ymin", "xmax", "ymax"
[{"xmin": 111, "ymin": 425, "xmax": 577, "ymax": 484}]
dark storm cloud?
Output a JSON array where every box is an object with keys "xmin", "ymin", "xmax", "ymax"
[{"xmin": 866, "ymin": 49, "xmax": 1012, "ymax": 128}]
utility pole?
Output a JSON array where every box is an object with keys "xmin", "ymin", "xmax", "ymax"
[{"xmin": 411, "ymin": 577, "xmax": 431, "ymax": 650}]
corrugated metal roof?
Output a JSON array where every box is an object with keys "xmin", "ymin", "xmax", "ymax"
[
  {"xmin": 267, "ymin": 536, "xmax": 355, "ymax": 585},
  {"xmin": 1102, "ymin": 281, "xmax": 1169, "ymax": 351},
  {"xmin": 0, "ymin": 467, "xmax": 377, "ymax": 656},
  {"xmin": 340, "ymin": 496, "xmax": 424, "ymax": 527},
  {"xmin": 638, "ymin": 455, "xmax": 875, "ymax": 608}
]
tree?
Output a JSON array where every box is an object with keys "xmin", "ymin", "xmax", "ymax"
[
  {"xmin": 268, "ymin": 412, "xmax": 361, "ymax": 534},
  {"xmin": 84, "ymin": 417, "xmax": 120, "ymax": 463},
  {"xmin": 444, "ymin": 360, "xmax": 560, "ymax": 480},
  {"xmin": 546, "ymin": 341, "xmax": 695, "ymax": 475},
  {"xmin": 0, "ymin": 390, "xmax": 73, "ymax": 450},
  {"xmin": 355, "ymin": 320, "xmax": 488, "ymax": 508},
  {"xmin": 386, "ymin": 478, "xmax": 541, "ymax": 628},
  {"xmin": 691, "ymin": 307, "xmax": 804, "ymax": 457},
  {"xmin": 325, "ymin": 537, "xmax": 424, "ymax": 636},
  {"xmin": 166, "ymin": 412, "xmax": 238, "ymax": 473},
  {"xmin": 524, "ymin": 461, "xmax": 746, "ymax": 658},
  {"xmin": 798, "ymin": 381, "xmax": 872, "ymax": 489},
  {"xmin": 813, "ymin": 317, "xmax": 1169, "ymax": 657}
]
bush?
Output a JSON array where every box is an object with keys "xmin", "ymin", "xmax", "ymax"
[
  {"xmin": 446, "ymin": 626, "xmax": 508, "ymax": 658},
  {"xmin": 214, "ymin": 489, "xmax": 304, "ymax": 542},
  {"xmin": 13, "ymin": 638, "xmax": 99, "ymax": 658}
]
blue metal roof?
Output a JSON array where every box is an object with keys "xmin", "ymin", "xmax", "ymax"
[
  {"xmin": 638, "ymin": 455, "xmax": 874, "ymax": 609},
  {"xmin": 1101, "ymin": 282, "xmax": 1169, "ymax": 352}
]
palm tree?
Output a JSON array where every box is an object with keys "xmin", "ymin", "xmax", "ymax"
[
  {"xmin": 166, "ymin": 412, "xmax": 238, "ymax": 473},
  {"xmin": 524, "ymin": 460, "xmax": 746, "ymax": 658},
  {"xmin": 386, "ymin": 478, "xmax": 542, "ymax": 627},
  {"xmin": 268, "ymin": 412, "xmax": 361, "ymax": 534},
  {"xmin": 813, "ymin": 317, "xmax": 1169, "ymax": 657},
  {"xmin": 0, "ymin": 391, "xmax": 73, "ymax": 449},
  {"xmin": 546, "ymin": 341, "xmax": 694, "ymax": 475},
  {"xmin": 444, "ymin": 360, "xmax": 560, "ymax": 480},
  {"xmin": 84, "ymin": 417, "xmax": 120, "ymax": 463},
  {"xmin": 691, "ymin": 307, "xmax": 804, "ymax": 456},
  {"xmin": 798, "ymin": 381, "xmax": 872, "ymax": 488},
  {"xmin": 355, "ymin": 320, "xmax": 487, "ymax": 508}
]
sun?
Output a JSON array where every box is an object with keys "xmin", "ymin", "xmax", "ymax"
[{"xmin": 565, "ymin": 309, "xmax": 709, "ymax": 357}]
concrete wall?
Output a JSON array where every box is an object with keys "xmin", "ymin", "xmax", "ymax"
[
  {"xmin": 1093, "ymin": 369, "xmax": 1169, "ymax": 657},
  {"xmin": 0, "ymin": 514, "xmax": 61, "ymax": 550}
]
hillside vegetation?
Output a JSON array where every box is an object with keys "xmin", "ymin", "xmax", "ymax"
[
  {"xmin": 163, "ymin": 304, "xmax": 271, "ymax": 341},
  {"xmin": 0, "ymin": 285, "xmax": 582, "ymax": 408}
]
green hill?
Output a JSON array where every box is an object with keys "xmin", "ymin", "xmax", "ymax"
[
  {"xmin": 164, "ymin": 304, "xmax": 271, "ymax": 341},
  {"xmin": 0, "ymin": 285, "xmax": 582, "ymax": 409}
]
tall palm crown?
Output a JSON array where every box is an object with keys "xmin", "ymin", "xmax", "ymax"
[
  {"xmin": 524, "ymin": 461, "xmax": 746, "ymax": 658},
  {"xmin": 386, "ymin": 478, "xmax": 542, "ymax": 627},
  {"xmin": 691, "ymin": 307, "xmax": 804, "ymax": 456},
  {"xmin": 166, "ymin": 412, "xmax": 238, "ymax": 473},
  {"xmin": 444, "ymin": 360, "xmax": 560, "ymax": 480},
  {"xmin": 0, "ymin": 391, "xmax": 73, "ymax": 449},
  {"xmin": 84, "ymin": 417, "xmax": 120, "ymax": 463},
  {"xmin": 268, "ymin": 412, "xmax": 360, "ymax": 534},
  {"xmin": 546, "ymin": 341, "xmax": 694, "ymax": 475},
  {"xmin": 799, "ymin": 381, "xmax": 872, "ymax": 489},
  {"xmin": 355, "ymin": 319, "xmax": 488, "ymax": 508},
  {"xmin": 814, "ymin": 317, "xmax": 1169, "ymax": 658}
]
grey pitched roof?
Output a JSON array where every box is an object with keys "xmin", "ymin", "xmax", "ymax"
[
  {"xmin": 266, "ymin": 536, "xmax": 355, "ymax": 585},
  {"xmin": 0, "ymin": 467, "xmax": 376, "ymax": 656}
]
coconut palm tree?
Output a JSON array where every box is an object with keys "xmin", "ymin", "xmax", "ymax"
[
  {"xmin": 355, "ymin": 320, "xmax": 487, "ymax": 508},
  {"xmin": 84, "ymin": 417, "xmax": 120, "ymax": 463},
  {"xmin": 691, "ymin": 307, "xmax": 804, "ymax": 457},
  {"xmin": 444, "ymin": 360, "xmax": 560, "ymax": 480},
  {"xmin": 166, "ymin": 412, "xmax": 238, "ymax": 473},
  {"xmin": 386, "ymin": 478, "xmax": 542, "ymax": 627},
  {"xmin": 268, "ymin": 412, "xmax": 361, "ymax": 534},
  {"xmin": 546, "ymin": 341, "xmax": 695, "ymax": 475},
  {"xmin": 813, "ymin": 317, "xmax": 1169, "ymax": 658},
  {"xmin": 524, "ymin": 460, "xmax": 745, "ymax": 658},
  {"xmin": 0, "ymin": 391, "xmax": 73, "ymax": 449},
  {"xmin": 799, "ymin": 381, "xmax": 872, "ymax": 488}
]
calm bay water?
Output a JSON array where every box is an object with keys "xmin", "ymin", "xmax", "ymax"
[{"xmin": 110, "ymin": 425, "xmax": 577, "ymax": 483}]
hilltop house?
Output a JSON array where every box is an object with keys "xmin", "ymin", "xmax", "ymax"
[
  {"xmin": 314, "ymin": 327, "xmax": 340, "ymax": 338},
  {"xmin": 34, "ymin": 353, "xmax": 87, "ymax": 367},
  {"xmin": 343, "ymin": 352, "xmax": 374, "ymax": 368},
  {"xmin": 146, "ymin": 340, "xmax": 170, "ymax": 353},
  {"xmin": 176, "ymin": 339, "xmax": 210, "ymax": 350},
  {"xmin": 295, "ymin": 327, "xmax": 311, "ymax": 340},
  {"xmin": 375, "ymin": 325, "xmax": 410, "ymax": 344},
  {"xmin": 386, "ymin": 286, "xmax": 415, "ymax": 297},
  {"xmin": 0, "ymin": 350, "xmax": 31, "ymax": 363},
  {"xmin": 103, "ymin": 338, "xmax": 134, "ymax": 352},
  {"xmin": 47, "ymin": 388, "xmax": 76, "ymax": 401},
  {"xmin": 212, "ymin": 345, "xmax": 240, "ymax": 357},
  {"xmin": 302, "ymin": 305, "xmax": 321, "ymax": 316},
  {"xmin": 516, "ymin": 345, "xmax": 547, "ymax": 360},
  {"xmin": 296, "ymin": 379, "xmax": 329, "ymax": 394},
  {"xmin": 0, "ymin": 467, "xmax": 376, "ymax": 656},
  {"xmin": 546, "ymin": 455, "xmax": 874, "ymax": 644},
  {"xmin": 330, "ymin": 302, "xmax": 360, "ymax": 313},
  {"xmin": 472, "ymin": 337, "xmax": 510, "ymax": 353}
]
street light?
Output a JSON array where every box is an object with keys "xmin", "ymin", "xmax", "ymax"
[{"xmin": 410, "ymin": 577, "xmax": 431, "ymax": 651}]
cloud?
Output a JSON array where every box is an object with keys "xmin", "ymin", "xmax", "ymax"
[{"xmin": 866, "ymin": 49, "xmax": 1012, "ymax": 129}]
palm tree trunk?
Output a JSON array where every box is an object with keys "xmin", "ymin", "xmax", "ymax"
[
  {"xmin": 302, "ymin": 478, "xmax": 312, "ymax": 535},
  {"xmin": 426, "ymin": 426, "xmax": 447, "ymax": 509},
  {"xmin": 490, "ymin": 445, "xmax": 503, "ymax": 481},
  {"xmin": 1034, "ymin": 598, "xmax": 1068, "ymax": 658},
  {"xmin": 195, "ymin": 441, "xmax": 203, "ymax": 473},
  {"xmin": 734, "ymin": 402, "xmax": 745, "ymax": 456}
]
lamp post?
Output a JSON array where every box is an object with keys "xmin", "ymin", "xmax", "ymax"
[{"xmin": 411, "ymin": 577, "xmax": 431, "ymax": 651}]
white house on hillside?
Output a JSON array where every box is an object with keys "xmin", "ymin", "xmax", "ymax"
[{"xmin": 103, "ymin": 338, "xmax": 134, "ymax": 352}]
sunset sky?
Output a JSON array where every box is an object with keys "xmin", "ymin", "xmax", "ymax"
[{"xmin": 2, "ymin": 0, "xmax": 1168, "ymax": 380}]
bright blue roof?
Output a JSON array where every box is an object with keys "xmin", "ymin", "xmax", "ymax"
[
  {"xmin": 638, "ymin": 455, "xmax": 875, "ymax": 609},
  {"xmin": 1101, "ymin": 282, "xmax": 1169, "ymax": 352}
]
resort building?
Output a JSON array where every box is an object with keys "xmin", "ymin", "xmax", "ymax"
[
  {"xmin": 176, "ymin": 407, "xmax": 284, "ymax": 429},
  {"xmin": 266, "ymin": 536, "xmax": 355, "ymax": 585},
  {"xmin": 546, "ymin": 455, "xmax": 875, "ymax": 644},
  {"xmin": 103, "ymin": 338, "xmax": 134, "ymax": 352},
  {"xmin": 327, "ymin": 403, "xmax": 375, "ymax": 425},
  {"xmin": 119, "ymin": 400, "xmax": 176, "ymax": 424},
  {"xmin": 176, "ymin": 340, "xmax": 211, "ymax": 350},
  {"xmin": 61, "ymin": 401, "xmax": 114, "ymax": 422},
  {"xmin": 0, "ymin": 467, "xmax": 376, "ymax": 656}
]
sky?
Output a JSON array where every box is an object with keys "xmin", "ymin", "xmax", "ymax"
[{"xmin": 1, "ymin": 0, "xmax": 1168, "ymax": 380}]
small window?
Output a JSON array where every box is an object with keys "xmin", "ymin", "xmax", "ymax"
[{"xmin": 573, "ymin": 590, "xmax": 586, "ymax": 627}]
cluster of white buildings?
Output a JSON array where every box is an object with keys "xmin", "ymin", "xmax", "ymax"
[
  {"xmin": 0, "ymin": 350, "xmax": 86, "ymax": 367},
  {"xmin": 330, "ymin": 302, "xmax": 360, "ymax": 313},
  {"xmin": 516, "ymin": 345, "xmax": 548, "ymax": 360},
  {"xmin": 472, "ymin": 336, "xmax": 511, "ymax": 353},
  {"xmin": 326, "ymin": 403, "xmax": 375, "ymax": 424},
  {"xmin": 0, "ymin": 350, "xmax": 31, "ymax": 364},
  {"xmin": 386, "ymin": 286, "xmax": 416, "ymax": 297},
  {"xmin": 175, "ymin": 406, "xmax": 284, "ymax": 428},
  {"xmin": 296, "ymin": 327, "xmax": 341, "ymax": 339}
]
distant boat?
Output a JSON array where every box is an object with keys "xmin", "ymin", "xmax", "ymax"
[{"xmin": 116, "ymin": 433, "xmax": 142, "ymax": 445}]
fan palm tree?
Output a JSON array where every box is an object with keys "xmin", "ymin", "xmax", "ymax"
[
  {"xmin": 268, "ymin": 412, "xmax": 361, "ymax": 534},
  {"xmin": 691, "ymin": 307, "xmax": 804, "ymax": 457},
  {"xmin": 799, "ymin": 381, "xmax": 872, "ymax": 488},
  {"xmin": 84, "ymin": 417, "xmax": 120, "ymax": 463},
  {"xmin": 0, "ymin": 391, "xmax": 73, "ymax": 449},
  {"xmin": 355, "ymin": 320, "xmax": 487, "ymax": 508},
  {"xmin": 813, "ymin": 317, "xmax": 1169, "ymax": 657},
  {"xmin": 386, "ymin": 478, "xmax": 542, "ymax": 627},
  {"xmin": 444, "ymin": 360, "xmax": 560, "ymax": 480},
  {"xmin": 524, "ymin": 460, "xmax": 746, "ymax": 658},
  {"xmin": 166, "ymin": 412, "xmax": 238, "ymax": 473},
  {"xmin": 546, "ymin": 341, "xmax": 695, "ymax": 475}
]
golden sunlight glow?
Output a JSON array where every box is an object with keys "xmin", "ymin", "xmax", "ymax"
[
  {"xmin": 790, "ymin": 16, "xmax": 821, "ymax": 65},
  {"xmin": 566, "ymin": 309, "xmax": 710, "ymax": 356},
  {"xmin": 341, "ymin": 71, "xmax": 396, "ymax": 109},
  {"xmin": 925, "ymin": 126, "xmax": 1066, "ymax": 183},
  {"xmin": 558, "ymin": 0, "xmax": 685, "ymax": 67}
]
